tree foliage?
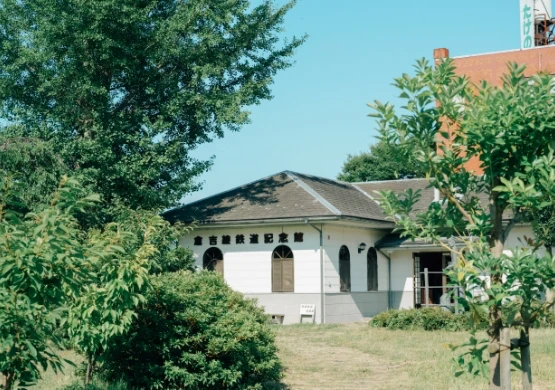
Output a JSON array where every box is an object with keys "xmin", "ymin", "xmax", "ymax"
[
  {"xmin": 0, "ymin": 137, "xmax": 69, "ymax": 213},
  {"xmin": 530, "ymin": 206, "xmax": 555, "ymax": 255},
  {"xmin": 0, "ymin": 173, "xmax": 166, "ymax": 389},
  {"xmin": 0, "ymin": 0, "xmax": 304, "ymax": 223},
  {"xmin": 101, "ymin": 271, "xmax": 282, "ymax": 390},
  {"xmin": 370, "ymin": 58, "xmax": 555, "ymax": 389},
  {"xmin": 0, "ymin": 175, "xmax": 93, "ymax": 389},
  {"xmin": 338, "ymin": 140, "xmax": 425, "ymax": 182},
  {"xmin": 115, "ymin": 209, "xmax": 195, "ymax": 274},
  {"xmin": 66, "ymin": 215, "xmax": 163, "ymax": 386}
]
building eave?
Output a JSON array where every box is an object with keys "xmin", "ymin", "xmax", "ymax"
[{"xmin": 190, "ymin": 215, "xmax": 395, "ymax": 229}]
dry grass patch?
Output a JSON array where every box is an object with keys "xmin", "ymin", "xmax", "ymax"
[
  {"xmin": 276, "ymin": 322, "xmax": 555, "ymax": 390},
  {"xmin": 32, "ymin": 322, "xmax": 555, "ymax": 389}
]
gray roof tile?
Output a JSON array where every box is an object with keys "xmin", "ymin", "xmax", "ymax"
[
  {"xmin": 164, "ymin": 172, "xmax": 342, "ymax": 224},
  {"xmin": 354, "ymin": 178, "xmax": 433, "ymax": 214},
  {"xmin": 290, "ymin": 172, "xmax": 388, "ymax": 221},
  {"xmin": 165, "ymin": 172, "xmax": 512, "ymax": 225},
  {"xmin": 164, "ymin": 171, "xmax": 393, "ymax": 224}
]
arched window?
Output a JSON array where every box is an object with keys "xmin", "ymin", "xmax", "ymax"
[
  {"xmin": 272, "ymin": 245, "xmax": 294, "ymax": 292},
  {"xmin": 203, "ymin": 247, "xmax": 224, "ymax": 275},
  {"xmin": 367, "ymin": 247, "xmax": 378, "ymax": 291},
  {"xmin": 339, "ymin": 245, "xmax": 351, "ymax": 292}
]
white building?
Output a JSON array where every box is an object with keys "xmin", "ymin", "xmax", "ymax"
[{"xmin": 165, "ymin": 171, "xmax": 534, "ymax": 324}]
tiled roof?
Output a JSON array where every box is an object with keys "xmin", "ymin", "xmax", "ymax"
[
  {"xmin": 354, "ymin": 179, "xmax": 512, "ymax": 219},
  {"xmin": 164, "ymin": 171, "xmax": 395, "ymax": 224},
  {"xmin": 375, "ymin": 233, "xmax": 471, "ymax": 250},
  {"xmin": 164, "ymin": 172, "xmax": 336, "ymax": 224},
  {"xmin": 164, "ymin": 171, "xmax": 511, "ymax": 226},
  {"xmin": 353, "ymin": 179, "xmax": 433, "ymax": 214},
  {"xmin": 291, "ymin": 172, "xmax": 387, "ymax": 221}
]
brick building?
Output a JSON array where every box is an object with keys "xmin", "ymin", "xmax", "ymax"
[{"xmin": 433, "ymin": 45, "xmax": 555, "ymax": 172}]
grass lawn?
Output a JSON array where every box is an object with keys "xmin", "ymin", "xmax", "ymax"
[
  {"xmin": 33, "ymin": 349, "xmax": 83, "ymax": 390},
  {"xmin": 276, "ymin": 323, "xmax": 555, "ymax": 390},
  {"xmin": 35, "ymin": 322, "xmax": 555, "ymax": 389}
]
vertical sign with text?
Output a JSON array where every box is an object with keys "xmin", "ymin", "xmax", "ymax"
[{"xmin": 521, "ymin": 0, "xmax": 535, "ymax": 49}]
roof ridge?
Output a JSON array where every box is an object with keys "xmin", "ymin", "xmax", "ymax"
[
  {"xmin": 285, "ymin": 171, "xmax": 342, "ymax": 216},
  {"xmin": 352, "ymin": 178, "xmax": 430, "ymax": 185},
  {"xmin": 164, "ymin": 170, "xmax": 292, "ymax": 213},
  {"xmin": 287, "ymin": 170, "xmax": 349, "ymax": 185},
  {"xmin": 351, "ymin": 183, "xmax": 381, "ymax": 205}
]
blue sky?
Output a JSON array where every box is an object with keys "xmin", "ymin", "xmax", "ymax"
[{"xmin": 185, "ymin": 0, "xmax": 520, "ymax": 203}]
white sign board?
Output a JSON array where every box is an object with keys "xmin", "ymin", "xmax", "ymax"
[
  {"xmin": 300, "ymin": 304, "xmax": 316, "ymax": 323},
  {"xmin": 300, "ymin": 304, "xmax": 315, "ymax": 315},
  {"xmin": 520, "ymin": 0, "xmax": 535, "ymax": 49}
]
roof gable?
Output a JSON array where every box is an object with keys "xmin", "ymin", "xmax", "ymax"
[
  {"xmin": 291, "ymin": 172, "xmax": 387, "ymax": 221},
  {"xmin": 164, "ymin": 172, "xmax": 512, "ymax": 226},
  {"xmin": 353, "ymin": 179, "xmax": 433, "ymax": 214},
  {"xmin": 164, "ymin": 171, "xmax": 391, "ymax": 224},
  {"xmin": 164, "ymin": 172, "xmax": 341, "ymax": 224}
]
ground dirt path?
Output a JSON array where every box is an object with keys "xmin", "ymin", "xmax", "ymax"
[{"xmin": 276, "ymin": 323, "xmax": 410, "ymax": 390}]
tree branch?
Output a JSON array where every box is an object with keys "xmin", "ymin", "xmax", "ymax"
[
  {"xmin": 502, "ymin": 211, "xmax": 522, "ymax": 244},
  {"xmin": 439, "ymin": 187, "xmax": 477, "ymax": 225}
]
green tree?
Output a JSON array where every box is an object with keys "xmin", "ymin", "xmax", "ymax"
[
  {"xmin": 338, "ymin": 141, "xmax": 425, "ymax": 182},
  {"xmin": 66, "ymin": 215, "xmax": 163, "ymax": 386},
  {"xmin": 66, "ymin": 208, "xmax": 194, "ymax": 387},
  {"xmin": 0, "ymin": 174, "xmax": 162, "ymax": 389},
  {"xmin": 115, "ymin": 208, "xmax": 195, "ymax": 274},
  {"xmin": 0, "ymin": 137, "xmax": 69, "ymax": 213},
  {"xmin": 101, "ymin": 271, "xmax": 282, "ymax": 390},
  {"xmin": 370, "ymin": 59, "xmax": 555, "ymax": 390},
  {"xmin": 530, "ymin": 206, "xmax": 555, "ymax": 255},
  {"xmin": 0, "ymin": 0, "xmax": 304, "ymax": 224},
  {"xmin": 0, "ymin": 175, "xmax": 92, "ymax": 389}
]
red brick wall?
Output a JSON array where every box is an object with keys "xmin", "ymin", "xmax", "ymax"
[{"xmin": 434, "ymin": 47, "xmax": 555, "ymax": 172}]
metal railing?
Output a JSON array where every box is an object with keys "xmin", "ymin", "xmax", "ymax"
[{"xmin": 416, "ymin": 267, "xmax": 461, "ymax": 314}]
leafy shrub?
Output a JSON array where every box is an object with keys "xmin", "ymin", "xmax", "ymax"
[
  {"xmin": 62, "ymin": 378, "xmax": 128, "ymax": 390},
  {"xmin": 61, "ymin": 379, "xmax": 129, "ymax": 390},
  {"xmin": 115, "ymin": 208, "xmax": 195, "ymax": 274},
  {"xmin": 101, "ymin": 271, "xmax": 282, "ymax": 390},
  {"xmin": 371, "ymin": 307, "xmax": 555, "ymax": 332},
  {"xmin": 370, "ymin": 308, "xmax": 472, "ymax": 331}
]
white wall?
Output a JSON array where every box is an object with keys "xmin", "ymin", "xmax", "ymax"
[
  {"xmin": 504, "ymin": 225, "xmax": 535, "ymax": 251},
  {"xmin": 321, "ymin": 225, "xmax": 388, "ymax": 293},
  {"xmin": 180, "ymin": 225, "xmax": 321, "ymax": 294},
  {"xmin": 389, "ymin": 250, "xmax": 416, "ymax": 309},
  {"xmin": 383, "ymin": 225, "xmax": 539, "ymax": 310}
]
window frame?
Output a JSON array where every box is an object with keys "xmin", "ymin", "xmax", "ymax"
[
  {"xmin": 339, "ymin": 245, "xmax": 351, "ymax": 293},
  {"xmin": 271, "ymin": 245, "xmax": 294, "ymax": 293},
  {"xmin": 367, "ymin": 247, "xmax": 378, "ymax": 291},
  {"xmin": 203, "ymin": 247, "xmax": 224, "ymax": 275}
]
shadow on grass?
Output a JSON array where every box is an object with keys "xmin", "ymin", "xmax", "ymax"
[{"xmin": 264, "ymin": 381, "xmax": 290, "ymax": 390}]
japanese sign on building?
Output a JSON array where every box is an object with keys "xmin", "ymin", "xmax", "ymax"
[
  {"xmin": 520, "ymin": 0, "xmax": 534, "ymax": 49},
  {"xmin": 193, "ymin": 231, "xmax": 305, "ymax": 246}
]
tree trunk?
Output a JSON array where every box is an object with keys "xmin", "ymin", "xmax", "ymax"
[
  {"xmin": 85, "ymin": 354, "xmax": 94, "ymax": 388},
  {"xmin": 488, "ymin": 199, "xmax": 506, "ymax": 390},
  {"xmin": 500, "ymin": 327, "xmax": 511, "ymax": 390},
  {"xmin": 520, "ymin": 327, "xmax": 532, "ymax": 390},
  {"xmin": 489, "ymin": 306, "xmax": 502, "ymax": 390}
]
